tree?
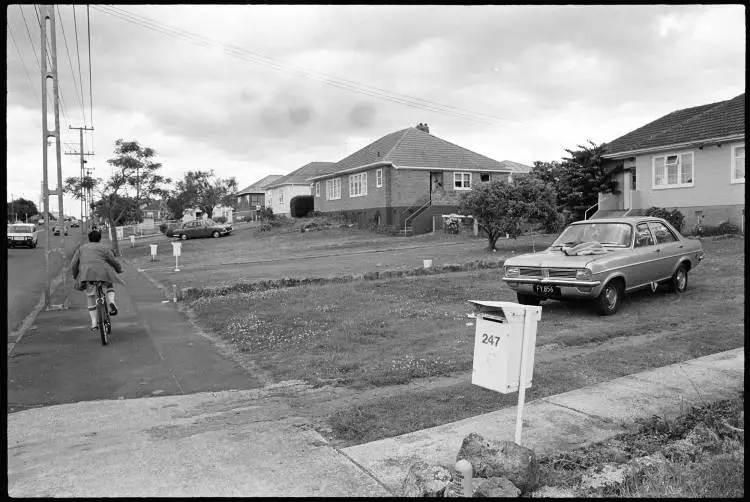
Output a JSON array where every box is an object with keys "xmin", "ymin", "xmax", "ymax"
[
  {"xmin": 530, "ymin": 140, "xmax": 619, "ymax": 221},
  {"xmin": 458, "ymin": 177, "xmax": 558, "ymax": 251},
  {"xmin": 173, "ymin": 170, "xmax": 237, "ymax": 219},
  {"xmin": 7, "ymin": 198, "xmax": 38, "ymax": 222},
  {"xmin": 64, "ymin": 139, "xmax": 170, "ymax": 255}
]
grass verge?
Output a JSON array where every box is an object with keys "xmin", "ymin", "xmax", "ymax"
[{"xmin": 538, "ymin": 392, "xmax": 744, "ymax": 497}]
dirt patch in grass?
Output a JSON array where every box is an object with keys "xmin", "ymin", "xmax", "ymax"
[{"xmin": 185, "ymin": 236, "xmax": 743, "ymax": 445}]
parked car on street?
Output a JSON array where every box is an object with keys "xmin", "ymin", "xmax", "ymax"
[
  {"xmin": 52, "ymin": 225, "xmax": 68, "ymax": 236},
  {"xmin": 7, "ymin": 223, "xmax": 39, "ymax": 248},
  {"xmin": 502, "ymin": 217, "xmax": 704, "ymax": 315},
  {"xmin": 175, "ymin": 219, "xmax": 232, "ymax": 240},
  {"xmin": 70, "ymin": 220, "xmax": 81, "ymax": 228}
]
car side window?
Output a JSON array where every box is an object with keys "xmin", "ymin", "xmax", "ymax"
[
  {"xmin": 634, "ymin": 223, "xmax": 655, "ymax": 247},
  {"xmin": 648, "ymin": 222, "xmax": 678, "ymax": 244}
]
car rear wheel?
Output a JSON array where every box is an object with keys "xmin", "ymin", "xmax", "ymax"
[
  {"xmin": 180, "ymin": 233, "xmax": 188, "ymax": 241},
  {"xmin": 516, "ymin": 293, "xmax": 540, "ymax": 306},
  {"xmin": 667, "ymin": 265, "xmax": 689, "ymax": 293},
  {"xmin": 594, "ymin": 279, "xmax": 623, "ymax": 316},
  {"xmin": 212, "ymin": 230, "xmax": 220, "ymax": 238}
]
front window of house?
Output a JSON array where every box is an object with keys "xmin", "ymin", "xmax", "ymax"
[
  {"xmin": 376, "ymin": 168, "xmax": 383, "ymax": 187},
  {"xmin": 731, "ymin": 144, "xmax": 745, "ymax": 183},
  {"xmin": 327, "ymin": 178, "xmax": 341, "ymax": 200},
  {"xmin": 349, "ymin": 172, "xmax": 368, "ymax": 197},
  {"xmin": 279, "ymin": 192, "xmax": 284, "ymax": 204},
  {"xmin": 454, "ymin": 172, "xmax": 471, "ymax": 190},
  {"xmin": 652, "ymin": 152, "xmax": 693, "ymax": 189},
  {"xmin": 315, "ymin": 182, "xmax": 320, "ymax": 197},
  {"xmin": 480, "ymin": 173, "xmax": 490, "ymax": 182}
]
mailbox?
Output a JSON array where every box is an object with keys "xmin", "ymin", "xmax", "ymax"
[
  {"xmin": 172, "ymin": 241, "xmax": 182, "ymax": 257},
  {"xmin": 468, "ymin": 300, "xmax": 541, "ymax": 394}
]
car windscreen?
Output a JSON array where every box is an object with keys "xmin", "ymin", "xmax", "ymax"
[
  {"xmin": 8, "ymin": 225, "xmax": 34, "ymax": 233},
  {"xmin": 550, "ymin": 222, "xmax": 633, "ymax": 248}
]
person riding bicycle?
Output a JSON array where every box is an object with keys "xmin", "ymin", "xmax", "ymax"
[{"xmin": 71, "ymin": 229, "xmax": 123, "ymax": 332}]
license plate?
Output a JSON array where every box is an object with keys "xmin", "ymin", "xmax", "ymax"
[{"xmin": 534, "ymin": 284, "xmax": 561, "ymax": 297}]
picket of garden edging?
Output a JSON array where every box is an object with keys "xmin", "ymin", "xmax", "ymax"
[{"xmin": 179, "ymin": 258, "xmax": 506, "ymax": 301}]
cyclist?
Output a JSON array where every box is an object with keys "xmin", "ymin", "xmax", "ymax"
[{"xmin": 71, "ymin": 229, "xmax": 123, "ymax": 332}]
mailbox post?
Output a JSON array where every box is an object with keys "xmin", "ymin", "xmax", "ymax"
[
  {"xmin": 171, "ymin": 241, "xmax": 182, "ymax": 272},
  {"xmin": 467, "ymin": 300, "xmax": 542, "ymax": 446}
]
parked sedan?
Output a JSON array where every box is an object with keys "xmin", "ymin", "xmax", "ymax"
[
  {"xmin": 502, "ymin": 217, "xmax": 704, "ymax": 315},
  {"xmin": 175, "ymin": 219, "xmax": 232, "ymax": 240},
  {"xmin": 52, "ymin": 225, "xmax": 68, "ymax": 236},
  {"xmin": 7, "ymin": 223, "xmax": 39, "ymax": 248}
]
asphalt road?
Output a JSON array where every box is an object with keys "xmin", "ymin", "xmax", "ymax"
[{"xmin": 7, "ymin": 226, "xmax": 83, "ymax": 336}]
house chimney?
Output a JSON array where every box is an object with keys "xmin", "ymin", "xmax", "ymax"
[{"xmin": 416, "ymin": 122, "xmax": 430, "ymax": 133}]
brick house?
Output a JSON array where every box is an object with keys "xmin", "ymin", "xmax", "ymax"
[
  {"xmin": 308, "ymin": 125, "xmax": 532, "ymax": 234},
  {"xmin": 265, "ymin": 162, "xmax": 336, "ymax": 216},
  {"xmin": 598, "ymin": 93, "xmax": 744, "ymax": 232},
  {"xmin": 235, "ymin": 174, "xmax": 283, "ymax": 220}
]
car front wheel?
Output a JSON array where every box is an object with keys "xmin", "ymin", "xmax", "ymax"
[
  {"xmin": 516, "ymin": 293, "xmax": 540, "ymax": 306},
  {"xmin": 180, "ymin": 233, "xmax": 188, "ymax": 241},
  {"xmin": 594, "ymin": 280, "xmax": 623, "ymax": 316},
  {"xmin": 212, "ymin": 230, "xmax": 220, "ymax": 238},
  {"xmin": 667, "ymin": 265, "xmax": 689, "ymax": 293}
]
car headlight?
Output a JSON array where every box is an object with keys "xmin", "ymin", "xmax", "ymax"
[
  {"xmin": 576, "ymin": 268, "xmax": 593, "ymax": 280},
  {"xmin": 505, "ymin": 266, "xmax": 520, "ymax": 277}
]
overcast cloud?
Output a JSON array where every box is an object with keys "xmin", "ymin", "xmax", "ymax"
[{"xmin": 6, "ymin": 4, "xmax": 745, "ymax": 218}]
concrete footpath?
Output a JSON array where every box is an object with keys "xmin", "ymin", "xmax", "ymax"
[{"xmin": 7, "ymin": 347, "xmax": 743, "ymax": 497}]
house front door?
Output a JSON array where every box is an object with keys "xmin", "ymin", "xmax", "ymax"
[{"xmin": 430, "ymin": 172, "xmax": 443, "ymax": 202}]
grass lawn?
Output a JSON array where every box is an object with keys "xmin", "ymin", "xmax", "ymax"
[
  {"xmin": 124, "ymin": 223, "xmax": 553, "ymax": 291},
  {"xmin": 187, "ymin": 235, "xmax": 745, "ymax": 445}
]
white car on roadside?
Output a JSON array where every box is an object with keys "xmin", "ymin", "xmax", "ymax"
[{"xmin": 7, "ymin": 223, "xmax": 39, "ymax": 248}]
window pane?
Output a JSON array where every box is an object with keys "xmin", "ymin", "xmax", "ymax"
[
  {"xmin": 654, "ymin": 157, "xmax": 665, "ymax": 185},
  {"xmin": 680, "ymin": 154, "xmax": 693, "ymax": 183},
  {"xmin": 736, "ymin": 147, "xmax": 745, "ymax": 180},
  {"xmin": 667, "ymin": 159, "xmax": 678, "ymax": 184}
]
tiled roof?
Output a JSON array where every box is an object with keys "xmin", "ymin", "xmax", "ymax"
[
  {"xmin": 236, "ymin": 175, "xmax": 284, "ymax": 195},
  {"xmin": 318, "ymin": 127, "xmax": 531, "ymax": 178},
  {"xmin": 265, "ymin": 162, "xmax": 337, "ymax": 188},
  {"xmin": 604, "ymin": 93, "xmax": 745, "ymax": 156}
]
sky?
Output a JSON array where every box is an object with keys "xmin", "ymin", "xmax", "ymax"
[{"xmin": 6, "ymin": 4, "xmax": 746, "ymax": 219}]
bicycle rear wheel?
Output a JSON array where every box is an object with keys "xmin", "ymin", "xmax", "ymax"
[{"xmin": 97, "ymin": 295, "xmax": 109, "ymax": 345}]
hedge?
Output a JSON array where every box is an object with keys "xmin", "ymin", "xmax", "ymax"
[{"xmin": 290, "ymin": 195, "xmax": 314, "ymax": 218}]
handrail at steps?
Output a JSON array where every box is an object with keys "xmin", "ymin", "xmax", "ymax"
[
  {"xmin": 584, "ymin": 202, "xmax": 598, "ymax": 220},
  {"xmin": 404, "ymin": 198, "xmax": 432, "ymax": 232}
]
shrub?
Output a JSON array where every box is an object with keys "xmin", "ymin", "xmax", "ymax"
[
  {"xmin": 444, "ymin": 216, "xmax": 461, "ymax": 234},
  {"xmin": 645, "ymin": 207, "xmax": 685, "ymax": 232},
  {"xmin": 290, "ymin": 195, "xmax": 314, "ymax": 218},
  {"xmin": 159, "ymin": 222, "xmax": 168, "ymax": 234},
  {"xmin": 259, "ymin": 207, "xmax": 275, "ymax": 221},
  {"xmin": 213, "ymin": 216, "xmax": 227, "ymax": 224},
  {"xmin": 696, "ymin": 221, "xmax": 740, "ymax": 236}
]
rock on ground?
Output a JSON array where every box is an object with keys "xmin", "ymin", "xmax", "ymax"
[
  {"xmin": 474, "ymin": 476, "xmax": 521, "ymax": 498},
  {"xmin": 529, "ymin": 485, "xmax": 579, "ymax": 498},
  {"xmin": 401, "ymin": 461, "xmax": 453, "ymax": 497},
  {"xmin": 456, "ymin": 433, "xmax": 540, "ymax": 494}
]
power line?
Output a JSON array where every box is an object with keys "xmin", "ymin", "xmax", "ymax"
[
  {"xmin": 18, "ymin": 4, "xmax": 40, "ymax": 69},
  {"xmin": 93, "ymin": 5, "xmax": 513, "ymax": 125},
  {"xmin": 55, "ymin": 4, "xmax": 86, "ymax": 124},
  {"xmin": 87, "ymin": 5, "xmax": 94, "ymax": 128},
  {"xmin": 72, "ymin": 5, "xmax": 87, "ymax": 127},
  {"xmin": 7, "ymin": 24, "xmax": 40, "ymax": 101}
]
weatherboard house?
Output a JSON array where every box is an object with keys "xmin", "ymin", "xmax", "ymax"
[
  {"xmin": 307, "ymin": 125, "xmax": 532, "ymax": 234},
  {"xmin": 264, "ymin": 162, "xmax": 337, "ymax": 217},
  {"xmin": 235, "ymin": 174, "xmax": 283, "ymax": 220},
  {"xmin": 597, "ymin": 93, "xmax": 745, "ymax": 232}
]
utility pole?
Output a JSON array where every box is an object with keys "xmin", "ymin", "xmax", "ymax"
[
  {"xmin": 66, "ymin": 125, "xmax": 94, "ymax": 246},
  {"xmin": 40, "ymin": 5, "xmax": 66, "ymax": 310}
]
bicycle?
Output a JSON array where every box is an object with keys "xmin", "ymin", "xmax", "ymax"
[{"xmin": 91, "ymin": 281, "xmax": 112, "ymax": 345}]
